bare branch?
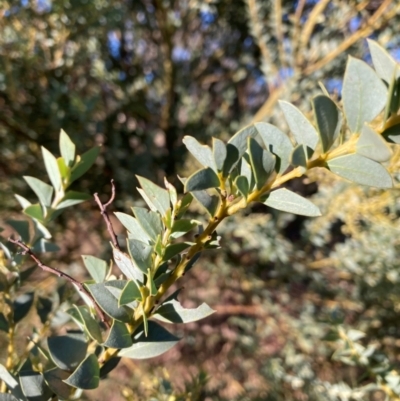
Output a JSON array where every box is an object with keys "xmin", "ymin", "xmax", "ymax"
[
  {"xmin": 94, "ymin": 179, "xmax": 120, "ymax": 250},
  {"xmin": 8, "ymin": 238, "xmax": 110, "ymax": 328}
]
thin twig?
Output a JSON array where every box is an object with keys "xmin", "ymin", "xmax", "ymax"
[
  {"xmin": 8, "ymin": 238, "xmax": 110, "ymax": 328},
  {"xmin": 94, "ymin": 179, "xmax": 120, "ymax": 250}
]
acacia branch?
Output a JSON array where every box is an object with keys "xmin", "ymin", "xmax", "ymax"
[
  {"xmin": 8, "ymin": 238, "xmax": 110, "ymax": 328},
  {"xmin": 94, "ymin": 179, "xmax": 120, "ymax": 251}
]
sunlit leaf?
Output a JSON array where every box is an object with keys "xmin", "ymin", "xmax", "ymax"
[
  {"xmin": 228, "ymin": 124, "xmax": 258, "ymax": 157},
  {"xmin": 368, "ymin": 39, "xmax": 400, "ymax": 83},
  {"xmin": 264, "ymin": 188, "xmax": 321, "ymax": 217},
  {"xmin": 82, "ymin": 255, "xmax": 108, "ymax": 283},
  {"xmin": 64, "ymin": 354, "xmax": 99, "ymax": 390},
  {"xmin": 356, "ymin": 124, "xmax": 392, "ymax": 162},
  {"xmin": 279, "ymin": 101, "xmax": 318, "ymax": 149},
  {"xmin": 132, "ymin": 207, "xmax": 163, "ymax": 242},
  {"xmin": 164, "ymin": 177, "xmax": 178, "ymax": 208},
  {"xmin": 327, "ymin": 154, "xmax": 393, "ymax": 188},
  {"xmin": 119, "ymin": 280, "xmax": 141, "ymax": 306},
  {"xmin": 170, "ymin": 219, "xmax": 198, "ymax": 239},
  {"xmin": 23, "ymin": 204, "xmax": 45, "ymax": 223},
  {"xmin": 248, "ymin": 137, "xmax": 275, "ymax": 189},
  {"xmin": 137, "ymin": 176, "xmax": 170, "ymax": 216},
  {"xmin": 127, "ymin": 239, "xmax": 154, "ymax": 273},
  {"xmin": 113, "ymin": 248, "xmax": 144, "ymax": 283},
  {"xmin": 114, "ymin": 212, "xmax": 151, "ymax": 244},
  {"xmin": 183, "ymin": 136, "xmax": 216, "ymax": 170},
  {"xmin": 42, "ymin": 146, "xmax": 62, "ymax": 191},
  {"xmin": 68, "ymin": 305, "xmax": 103, "ymax": 343},
  {"xmin": 59, "ymin": 129, "xmax": 76, "ymax": 167},
  {"xmin": 118, "ymin": 321, "xmax": 180, "ymax": 359},
  {"xmin": 382, "ymin": 123, "xmax": 400, "ymax": 144},
  {"xmin": 342, "ymin": 57, "xmax": 387, "ymax": 133},
  {"xmin": 20, "ymin": 372, "xmax": 52, "ymax": 401},
  {"xmin": 23, "ymin": 176, "xmax": 53, "ymax": 207}
]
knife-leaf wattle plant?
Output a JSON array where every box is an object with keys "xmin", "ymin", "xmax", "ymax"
[{"xmin": 1, "ymin": 40, "xmax": 400, "ymax": 400}]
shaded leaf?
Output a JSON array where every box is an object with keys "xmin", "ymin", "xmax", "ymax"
[
  {"xmin": 264, "ymin": 188, "xmax": 321, "ymax": 217},
  {"xmin": 23, "ymin": 177, "xmax": 53, "ymax": 207},
  {"xmin": 0, "ymin": 364, "xmax": 18, "ymax": 390},
  {"xmin": 312, "ymin": 95, "xmax": 341, "ymax": 152},
  {"xmin": 255, "ymin": 122, "xmax": 293, "ymax": 174},
  {"xmin": 43, "ymin": 368, "xmax": 71, "ymax": 400},
  {"xmin": 290, "ymin": 144, "xmax": 311, "ymax": 168},
  {"xmin": 170, "ymin": 219, "xmax": 198, "ymax": 239},
  {"xmin": 191, "ymin": 190, "xmax": 219, "ymax": 217},
  {"xmin": 0, "ymin": 395, "xmax": 18, "ymax": 401},
  {"xmin": 185, "ymin": 251, "xmax": 201, "ymax": 272},
  {"xmin": 235, "ymin": 176, "xmax": 249, "ymax": 199},
  {"xmin": 182, "ymin": 136, "xmax": 216, "ymax": 170},
  {"xmin": 163, "ymin": 242, "xmax": 191, "ymax": 261},
  {"xmin": 67, "ymin": 305, "xmax": 103, "ymax": 343},
  {"xmin": 23, "ymin": 204, "xmax": 44, "ymax": 223},
  {"xmin": 119, "ymin": 280, "xmax": 142, "ymax": 306},
  {"xmin": 113, "ymin": 248, "xmax": 144, "ymax": 283},
  {"xmin": 70, "ymin": 147, "xmax": 100, "ymax": 183},
  {"xmin": 382, "ymin": 123, "xmax": 400, "ymax": 144},
  {"xmin": 82, "ymin": 255, "xmax": 108, "ymax": 283},
  {"xmin": 59, "ymin": 129, "xmax": 76, "ymax": 167},
  {"xmin": 118, "ymin": 321, "xmax": 180, "ymax": 359},
  {"xmin": 47, "ymin": 333, "xmax": 87, "ymax": 370},
  {"xmin": 6, "ymin": 220, "xmax": 30, "ymax": 243},
  {"xmin": 87, "ymin": 283, "xmax": 132, "ymax": 322},
  {"xmin": 164, "ymin": 178, "xmax": 178, "ymax": 207},
  {"xmin": 228, "ymin": 124, "xmax": 258, "ymax": 157},
  {"xmin": 248, "ymin": 137, "xmax": 275, "ymax": 189},
  {"xmin": 176, "ymin": 193, "xmax": 193, "ymax": 219},
  {"xmin": 31, "ymin": 239, "xmax": 59, "ymax": 253},
  {"xmin": 42, "ymin": 147, "xmax": 62, "ymax": 191},
  {"xmin": 103, "ymin": 320, "xmax": 132, "ymax": 348},
  {"xmin": 356, "ymin": 124, "xmax": 392, "ymax": 162},
  {"xmin": 13, "ymin": 292, "xmax": 34, "ymax": 323},
  {"xmin": 184, "ymin": 168, "xmax": 220, "ymax": 192},
  {"xmin": 342, "ymin": 57, "xmax": 387, "ymax": 133},
  {"xmin": 64, "ymin": 354, "xmax": 99, "ymax": 390},
  {"xmin": 327, "ymin": 154, "xmax": 393, "ymax": 188},
  {"xmin": 222, "ymin": 144, "xmax": 239, "ymax": 177},
  {"xmin": 36, "ymin": 296, "xmax": 53, "ymax": 324},
  {"xmin": 384, "ymin": 75, "xmax": 400, "ymax": 122},
  {"xmin": 20, "ymin": 372, "xmax": 52, "ymax": 401},
  {"xmin": 279, "ymin": 100, "xmax": 318, "ymax": 149},
  {"xmin": 136, "ymin": 176, "xmax": 170, "ymax": 216},
  {"xmin": 0, "ymin": 313, "xmax": 8, "ymax": 332}
]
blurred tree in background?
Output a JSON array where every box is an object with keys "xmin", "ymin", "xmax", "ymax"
[{"xmin": 1, "ymin": 0, "xmax": 400, "ymax": 400}]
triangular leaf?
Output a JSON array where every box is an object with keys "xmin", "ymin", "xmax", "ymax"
[
  {"xmin": 342, "ymin": 57, "xmax": 388, "ymax": 133},
  {"xmin": 119, "ymin": 280, "xmax": 142, "ymax": 306},
  {"xmin": 356, "ymin": 124, "xmax": 392, "ymax": 162},
  {"xmin": 184, "ymin": 168, "xmax": 220, "ymax": 192},
  {"xmin": 67, "ymin": 305, "xmax": 103, "ymax": 343},
  {"xmin": 170, "ymin": 219, "xmax": 198, "ymax": 239},
  {"xmin": 368, "ymin": 39, "xmax": 400, "ymax": 83},
  {"xmin": 290, "ymin": 144, "xmax": 311, "ymax": 168},
  {"xmin": 264, "ymin": 188, "xmax": 321, "ymax": 217},
  {"xmin": 43, "ymin": 368, "xmax": 71, "ymax": 400},
  {"xmin": 118, "ymin": 321, "xmax": 180, "ymax": 359},
  {"xmin": 23, "ymin": 204, "xmax": 45, "ymax": 223},
  {"xmin": 279, "ymin": 101, "xmax": 318, "ymax": 149},
  {"xmin": 327, "ymin": 154, "xmax": 393, "ymax": 188},
  {"xmin": 20, "ymin": 372, "xmax": 52, "ymax": 401},
  {"xmin": 64, "ymin": 354, "xmax": 99, "ymax": 390}
]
